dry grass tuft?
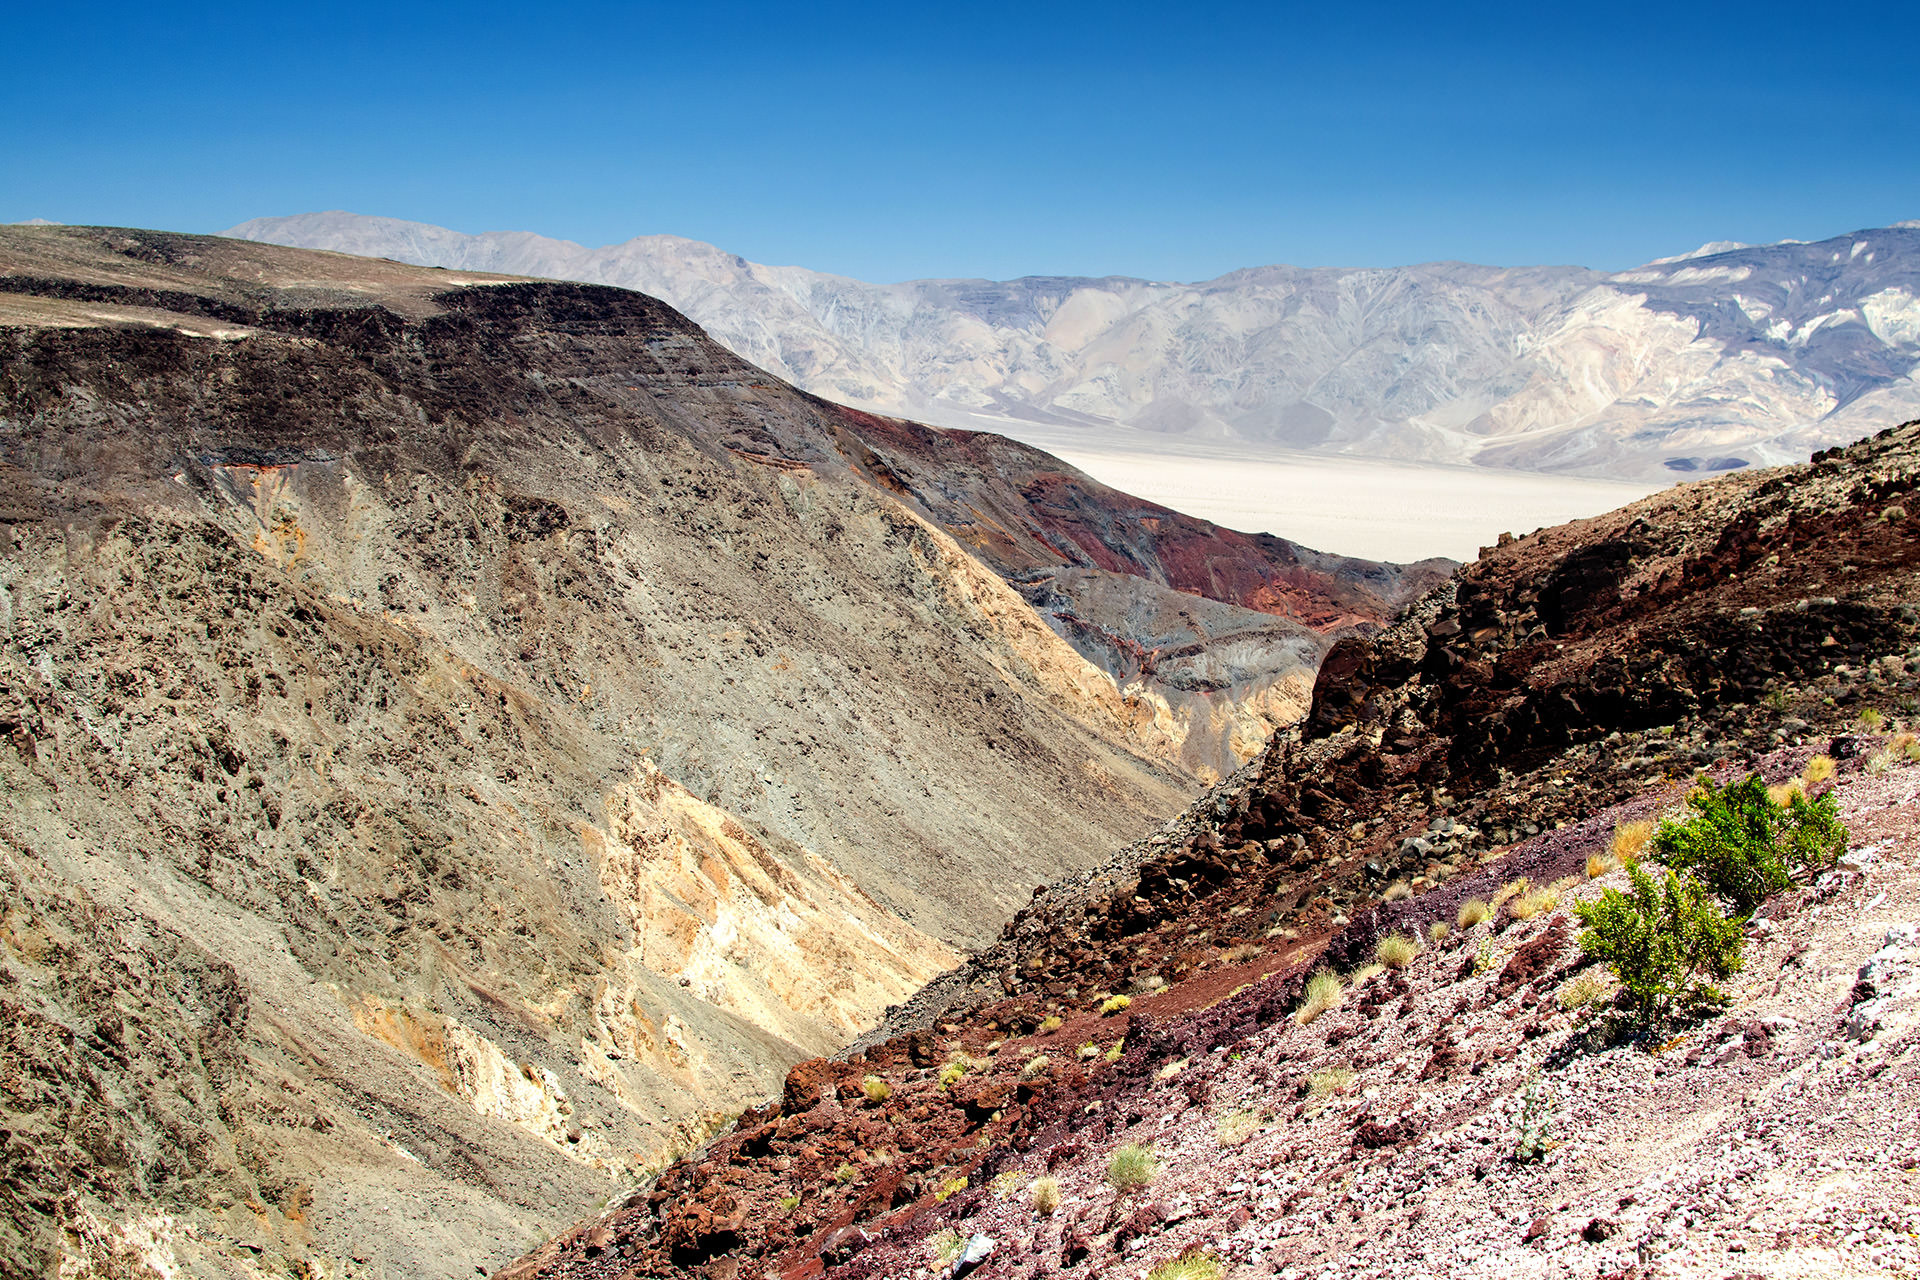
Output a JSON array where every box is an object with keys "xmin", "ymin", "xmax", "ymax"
[
  {"xmin": 1375, "ymin": 933, "xmax": 1420, "ymax": 969},
  {"xmin": 1307, "ymin": 1065, "xmax": 1355, "ymax": 1098},
  {"xmin": 1215, "ymin": 1108, "xmax": 1265, "ymax": 1147},
  {"xmin": 1457, "ymin": 898, "xmax": 1492, "ymax": 928},
  {"xmin": 1146, "ymin": 1250, "xmax": 1225, "ymax": 1280},
  {"xmin": 1031, "ymin": 1176, "xmax": 1062, "ymax": 1215},
  {"xmin": 1610, "ymin": 819, "xmax": 1654, "ymax": 863},
  {"xmin": 1022, "ymin": 1055, "xmax": 1051, "ymax": 1079},
  {"xmin": 1586, "ymin": 851, "xmax": 1619, "ymax": 879},
  {"xmin": 1428, "ymin": 920, "xmax": 1451, "ymax": 943},
  {"xmin": 1509, "ymin": 887, "xmax": 1560, "ymax": 921},
  {"xmin": 1381, "ymin": 881, "xmax": 1412, "ymax": 902},
  {"xmin": 1220, "ymin": 942, "xmax": 1263, "ymax": 964},
  {"xmin": 1557, "ymin": 973, "xmax": 1610, "ymax": 1011},
  {"xmin": 929, "ymin": 1228, "xmax": 965, "ymax": 1265},
  {"xmin": 1295, "ymin": 970, "xmax": 1343, "ymax": 1024},
  {"xmin": 1804, "ymin": 754, "xmax": 1837, "ymax": 785},
  {"xmin": 1492, "ymin": 877, "xmax": 1530, "ymax": 909},
  {"xmin": 1106, "ymin": 1143, "xmax": 1158, "ymax": 1191}
]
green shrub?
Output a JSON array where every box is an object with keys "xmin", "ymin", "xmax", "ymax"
[
  {"xmin": 861, "ymin": 1074, "xmax": 891, "ymax": 1103},
  {"xmin": 1099, "ymin": 994, "xmax": 1132, "ymax": 1015},
  {"xmin": 1654, "ymin": 773, "xmax": 1846, "ymax": 915},
  {"xmin": 1038, "ymin": 1014, "xmax": 1064, "ymax": 1032},
  {"xmin": 1106, "ymin": 1143, "xmax": 1158, "ymax": 1191},
  {"xmin": 1573, "ymin": 861, "xmax": 1742, "ymax": 1024},
  {"xmin": 938, "ymin": 1062, "xmax": 967, "ymax": 1090}
]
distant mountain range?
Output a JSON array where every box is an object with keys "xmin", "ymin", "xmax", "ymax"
[{"xmin": 229, "ymin": 212, "xmax": 1920, "ymax": 480}]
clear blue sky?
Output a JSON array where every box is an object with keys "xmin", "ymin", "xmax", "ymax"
[{"xmin": 6, "ymin": 0, "xmax": 1917, "ymax": 282}]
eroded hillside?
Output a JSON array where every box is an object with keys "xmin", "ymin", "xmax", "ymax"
[
  {"xmin": 504, "ymin": 424, "xmax": 1920, "ymax": 1280},
  {"xmin": 0, "ymin": 227, "xmax": 1424, "ymax": 1280}
]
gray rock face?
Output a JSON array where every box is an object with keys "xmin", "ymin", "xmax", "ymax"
[{"xmin": 230, "ymin": 213, "xmax": 1920, "ymax": 480}]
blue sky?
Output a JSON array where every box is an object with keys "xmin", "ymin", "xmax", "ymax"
[{"xmin": 6, "ymin": 0, "xmax": 1917, "ymax": 282}]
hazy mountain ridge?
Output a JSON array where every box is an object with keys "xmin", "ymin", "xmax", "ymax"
[{"xmin": 230, "ymin": 213, "xmax": 1920, "ymax": 480}]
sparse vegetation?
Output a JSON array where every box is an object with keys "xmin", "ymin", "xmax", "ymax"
[
  {"xmin": 1106, "ymin": 1143, "xmax": 1159, "ymax": 1191},
  {"xmin": 1099, "ymin": 994, "xmax": 1132, "ymax": 1016},
  {"xmin": 1574, "ymin": 861, "xmax": 1742, "ymax": 1025},
  {"xmin": 1492, "ymin": 877, "xmax": 1529, "ymax": 909},
  {"xmin": 1586, "ymin": 851, "xmax": 1619, "ymax": 878},
  {"xmin": 1307, "ymin": 1066, "xmax": 1355, "ymax": 1098},
  {"xmin": 833, "ymin": 1163, "xmax": 857, "ymax": 1184},
  {"xmin": 1804, "ymin": 754, "xmax": 1837, "ymax": 785},
  {"xmin": 1471, "ymin": 940, "xmax": 1500, "ymax": 975},
  {"xmin": 934, "ymin": 1176, "xmax": 969, "ymax": 1203},
  {"xmin": 1766, "ymin": 778, "xmax": 1806, "ymax": 806},
  {"xmin": 1653, "ymin": 773, "xmax": 1847, "ymax": 916},
  {"xmin": 778, "ymin": 1194, "xmax": 800, "ymax": 1211},
  {"xmin": 1295, "ymin": 969, "xmax": 1343, "ymax": 1024},
  {"xmin": 1022, "ymin": 1055, "xmax": 1051, "ymax": 1079},
  {"xmin": 938, "ymin": 1062, "xmax": 968, "ymax": 1090},
  {"xmin": 1349, "ymin": 962, "xmax": 1385, "ymax": 984},
  {"xmin": 1860, "ymin": 707, "xmax": 1887, "ymax": 731},
  {"xmin": 1375, "ymin": 933, "xmax": 1419, "ymax": 969},
  {"xmin": 1557, "ymin": 973, "xmax": 1609, "ymax": 1012},
  {"xmin": 1381, "ymin": 881, "xmax": 1412, "ymax": 902},
  {"xmin": 1220, "ymin": 942, "xmax": 1263, "ymax": 964},
  {"xmin": 1215, "ymin": 1108, "xmax": 1265, "ymax": 1146},
  {"xmin": 1510, "ymin": 887, "xmax": 1559, "ymax": 920},
  {"xmin": 861, "ymin": 1074, "xmax": 891, "ymax": 1103},
  {"xmin": 990, "ymin": 1169, "xmax": 1028, "ymax": 1197},
  {"xmin": 1457, "ymin": 898, "xmax": 1492, "ymax": 928},
  {"xmin": 1077, "ymin": 1040, "xmax": 1100, "ymax": 1060},
  {"xmin": 1105, "ymin": 1040, "xmax": 1124, "ymax": 1063},
  {"xmin": 1154, "ymin": 1057, "xmax": 1188, "ymax": 1082},
  {"xmin": 1512, "ymin": 1071, "xmax": 1553, "ymax": 1163},
  {"xmin": 1868, "ymin": 749, "xmax": 1894, "ymax": 776},
  {"xmin": 1037, "ymin": 1014, "xmax": 1064, "ymax": 1033},
  {"xmin": 1883, "ymin": 504, "xmax": 1908, "ymax": 522},
  {"xmin": 929, "ymin": 1228, "xmax": 965, "ymax": 1265},
  {"xmin": 1146, "ymin": 1249, "xmax": 1225, "ymax": 1280},
  {"xmin": 1428, "ymin": 920, "xmax": 1451, "ymax": 943},
  {"xmin": 1031, "ymin": 1175, "xmax": 1062, "ymax": 1215}
]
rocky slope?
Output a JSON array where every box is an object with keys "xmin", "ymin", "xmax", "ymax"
[
  {"xmin": 231, "ymin": 213, "xmax": 1920, "ymax": 480},
  {"xmin": 0, "ymin": 227, "xmax": 1425, "ymax": 1280},
  {"xmin": 501, "ymin": 423, "xmax": 1920, "ymax": 1280}
]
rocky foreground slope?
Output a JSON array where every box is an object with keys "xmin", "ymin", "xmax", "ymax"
[
  {"xmin": 504, "ymin": 423, "xmax": 1920, "ymax": 1280},
  {"xmin": 0, "ymin": 227, "xmax": 1432, "ymax": 1280}
]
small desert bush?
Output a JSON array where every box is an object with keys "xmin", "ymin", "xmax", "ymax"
[
  {"xmin": 1884, "ymin": 504, "xmax": 1909, "ymax": 522},
  {"xmin": 928, "ymin": 1228, "xmax": 965, "ymax": 1264},
  {"xmin": 1860, "ymin": 707, "xmax": 1887, "ymax": 731},
  {"xmin": 1804, "ymin": 754, "xmax": 1837, "ymax": 785},
  {"xmin": 1611, "ymin": 819, "xmax": 1655, "ymax": 863},
  {"xmin": 1105, "ymin": 1040, "xmax": 1124, "ymax": 1063},
  {"xmin": 1038, "ymin": 1014, "xmax": 1064, "ymax": 1033},
  {"xmin": 1022, "ymin": 1055, "xmax": 1051, "ymax": 1079},
  {"xmin": 1106, "ymin": 1143, "xmax": 1158, "ymax": 1191},
  {"xmin": 1381, "ymin": 881, "xmax": 1412, "ymax": 902},
  {"xmin": 1905, "ymin": 737, "xmax": 1920, "ymax": 763},
  {"xmin": 1428, "ymin": 920, "xmax": 1451, "ymax": 943},
  {"xmin": 938, "ymin": 1062, "xmax": 968, "ymax": 1090},
  {"xmin": 1077, "ymin": 1041, "xmax": 1100, "ymax": 1060},
  {"xmin": 1031, "ymin": 1175, "xmax": 1062, "ymax": 1215},
  {"xmin": 1376, "ymin": 933, "xmax": 1420, "ymax": 969},
  {"xmin": 777, "ymin": 1194, "xmax": 800, "ymax": 1211},
  {"xmin": 1653, "ymin": 773, "xmax": 1848, "ymax": 915},
  {"xmin": 861, "ymin": 1075, "xmax": 891, "ymax": 1103},
  {"xmin": 1295, "ymin": 970, "xmax": 1343, "ymax": 1024},
  {"xmin": 1215, "ymin": 1108, "xmax": 1264, "ymax": 1146},
  {"xmin": 1099, "ymin": 994, "xmax": 1132, "ymax": 1016},
  {"xmin": 833, "ymin": 1163, "xmax": 857, "ymax": 1184},
  {"xmin": 934, "ymin": 1176, "xmax": 969, "ymax": 1203},
  {"xmin": 1146, "ymin": 1250, "xmax": 1225, "ymax": 1280},
  {"xmin": 990, "ymin": 1169, "xmax": 1028, "ymax": 1197},
  {"xmin": 1574, "ymin": 861, "xmax": 1742, "ymax": 1024},
  {"xmin": 1457, "ymin": 898, "xmax": 1492, "ymax": 928},
  {"xmin": 1307, "ymin": 1065, "xmax": 1355, "ymax": 1098}
]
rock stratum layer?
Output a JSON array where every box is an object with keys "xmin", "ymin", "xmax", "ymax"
[
  {"xmin": 502, "ymin": 423, "xmax": 1920, "ymax": 1280},
  {"xmin": 0, "ymin": 227, "xmax": 1430, "ymax": 1280}
]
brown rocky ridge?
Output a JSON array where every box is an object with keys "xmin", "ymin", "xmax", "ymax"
[
  {"xmin": 0, "ymin": 227, "xmax": 1431, "ymax": 1280},
  {"xmin": 503, "ymin": 423, "xmax": 1920, "ymax": 1280}
]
